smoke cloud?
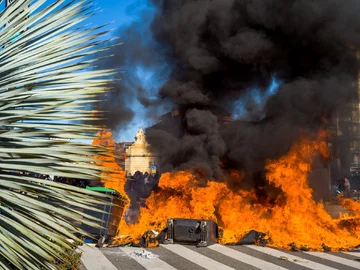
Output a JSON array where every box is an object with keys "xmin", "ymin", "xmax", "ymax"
[
  {"xmin": 94, "ymin": 0, "xmax": 360, "ymax": 188},
  {"xmin": 144, "ymin": 0, "xmax": 360, "ymax": 180},
  {"xmin": 91, "ymin": 3, "xmax": 171, "ymax": 139}
]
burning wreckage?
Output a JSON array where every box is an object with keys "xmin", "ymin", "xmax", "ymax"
[
  {"xmin": 89, "ymin": 0, "xmax": 360, "ymax": 253},
  {"xmin": 120, "ymin": 219, "xmax": 267, "ymax": 249},
  {"xmin": 88, "ymin": 128, "xmax": 360, "ymax": 253},
  {"xmin": 98, "ymin": 173, "xmax": 360, "ymax": 253},
  {"xmin": 89, "ymin": 101, "xmax": 360, "ymax": 252}
]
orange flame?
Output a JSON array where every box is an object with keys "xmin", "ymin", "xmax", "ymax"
[
  {"xmin": 114, "ymin": 131, "xmax": 360, "ymax": 250},
  {"xmin": 92, "ymin": 129, "xmax": 128, "ymax": 201}
]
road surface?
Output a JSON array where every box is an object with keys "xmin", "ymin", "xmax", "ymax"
[{"xmin": 79, "ymin": 244, "xmax": 360, "ymax": 270}]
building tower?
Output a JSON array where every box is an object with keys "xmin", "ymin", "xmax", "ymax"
[
  {"xmin": 331, "ymin": 49, "xmax": 360, "ymax": 178},
  {"xmin": 124, "ymin": 127, "xmax": 158, "ymax": 176}
]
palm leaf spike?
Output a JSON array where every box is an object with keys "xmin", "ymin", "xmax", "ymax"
[{"xmin": 0, "ymin": 0, "xmax": 119, "ymax": 268}]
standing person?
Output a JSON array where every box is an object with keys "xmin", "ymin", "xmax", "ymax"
[
  {"xmin": 144, "ymin": 172, "xmax": 149, "ymax": 184},
  {"xmin": 344, "ymin": 177, "xmax": 351, "ymax": 198}
]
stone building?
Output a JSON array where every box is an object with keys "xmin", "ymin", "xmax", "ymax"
[
  {"xmin": 124, "ymin": 127, "xmax": 158, "ymax": 176},
  {"xmin": 330, "ymin": 49, "xmax": 360, "ymax": 178}
]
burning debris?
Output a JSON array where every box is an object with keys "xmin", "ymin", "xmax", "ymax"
[
  {"xmin": 236, "ymin": 230, "xmax": 267, "ymax": 246},
  {"xmin": 111, "ymin": 133, "xmax": 360, "ymax": 251},
  {"xmin": 90, "ymin": 1, "xmax": 360, "ymax": 252},
  {"xmin": 164, "ymin": 219, "xmax": 218, "ymax": 247},
  {"xmin": 141, "ymin": 230, "xmax": 162, "ymax": 248}
]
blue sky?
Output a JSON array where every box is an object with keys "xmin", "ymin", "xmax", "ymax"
[
  {"xmin": 92, "ymin": 0, "xmax": 144, "ymax": 29},
  {"xmin": 232, "ymin": 76, "xmax": 281, "ymax": 120},
  {"xmin": 93, "ymin": 0, "xmax": 162, "ymax": 142}
]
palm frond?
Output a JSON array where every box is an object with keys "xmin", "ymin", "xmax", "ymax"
[{"xmin": 0, "ymin": 0, "xmax": 117, "ymax": 269}]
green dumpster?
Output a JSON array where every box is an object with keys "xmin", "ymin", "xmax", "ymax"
[{"xmin": 81, "ymin": 186, "xmax": 127, "ymax": 247}]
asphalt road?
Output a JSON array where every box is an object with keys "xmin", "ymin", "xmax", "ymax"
[{"xmin": 79, "ymin": 244, "xmax": 360, "ymax": 270}]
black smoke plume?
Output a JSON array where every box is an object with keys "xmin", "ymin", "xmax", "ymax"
[{"xmin": 144, "ymin": 0, "xmax": 360, "ymax": 181}]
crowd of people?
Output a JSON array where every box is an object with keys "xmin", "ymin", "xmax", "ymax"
[
  {"xmin": 53, "ymin": 176, "xmax": 89, "ymax": 188},
  {"xmin": 126, "ymin": 171, "xmax": 160, "ymax": 198},
  {"xmin": 17, "ymin": 171, "xmax": 90, "ymax": 188},
  {"xmin": 17, "ymin": 169, "xmax": 161, "ymax": 193},
  {"xmin": 124, "ymin": 171, "xmax": 160, "ymax": 224}
]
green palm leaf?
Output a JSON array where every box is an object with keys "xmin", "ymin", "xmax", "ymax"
[{"xmin": 0, "ymin": 0, "xmax": 118, "ymax": 269}]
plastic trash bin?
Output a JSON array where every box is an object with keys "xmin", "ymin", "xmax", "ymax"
[{"xmin": 81, "ymin": 186, "xmax": 127, "ymax": 247}]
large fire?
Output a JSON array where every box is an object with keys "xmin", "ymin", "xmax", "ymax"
[
  {"xmin": 93, "ymin": 130, "xmax": 360, "ymax": 251},
  {"xmin": 92, "ymin": 129, "xmax": 129, "ymax": 201}
]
